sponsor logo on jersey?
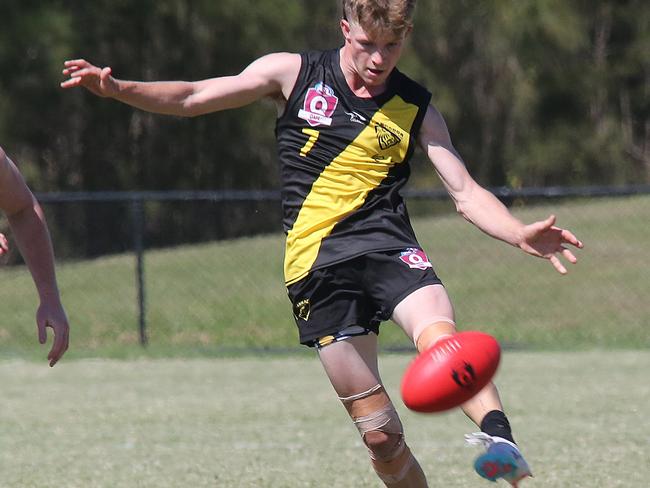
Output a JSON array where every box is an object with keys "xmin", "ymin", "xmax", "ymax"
[
  {"xmin": 345, "ymin": 110, "xmax": 367, "ymax": 124},
  {"xmin": 298, "ymin": 82, "xmax": 339, "ymax": 127},
  {"xmin": 374, "ymin": 122, "xmax": 403, "ymax": 150},
  {"xmin": 293, "ymin": 298, "xmax": 311, "ymax": 321},
  {"xmin": 399, "ymin": 248, "xmax": 433, "ymax": 270}
]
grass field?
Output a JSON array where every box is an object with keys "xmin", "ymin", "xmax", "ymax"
[
  {"xmin": 1, "ymin": 195, "xmax": 648, "ymax": 357},
  {"xmin": 1, "ymin": 350, "xmax": 649, "ymax": 487}
]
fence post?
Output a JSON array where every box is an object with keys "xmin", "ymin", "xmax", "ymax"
[{"xmin": 131, "ymin": 199, "xmax": 147, "ymax": 346}]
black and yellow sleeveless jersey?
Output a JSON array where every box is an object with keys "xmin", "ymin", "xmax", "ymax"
[{"xmin": 276, "ymin": 48, "xmax": 431, "ymax": 285}]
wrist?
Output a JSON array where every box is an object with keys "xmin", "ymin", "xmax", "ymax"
[
  {"xmin": 111, "ymin": 78, "xmax": 124, "ymax": 99},
  {"xmin": 37, "ymin": 286, "xmax": 61, "ymax": 303},
  {"xmin": 511, "ymin": 223, "xmax": 526, "ymax": 249}
]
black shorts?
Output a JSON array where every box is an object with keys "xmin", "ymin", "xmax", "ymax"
[{"xmin": 287, "ymin": 248, "xmax": 442, "ymax": 347}]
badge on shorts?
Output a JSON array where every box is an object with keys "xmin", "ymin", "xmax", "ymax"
[
  {"xmin": 399, "ymin": 248, "xmax": 433, "ymax": 270},
  {"xmin": 298, "ymin": 82, "xmax": 338, "ymax": 127},
  {"xmin": 293, "ymin": 298, "xmax": 311, "ymax": 321}
]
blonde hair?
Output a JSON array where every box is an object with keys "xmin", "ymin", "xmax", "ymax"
[{"xmin": 342, "ymin": 0, "xmax": 416, "ymax": 38}]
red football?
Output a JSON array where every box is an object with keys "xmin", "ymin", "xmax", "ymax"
[{"xmin": 401, "ymin": 331, "xmax": 501, "ymax": 413}]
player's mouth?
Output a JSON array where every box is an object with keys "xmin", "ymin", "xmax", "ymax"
[{"xmin": 367, "ymin": 68, "xmax": 384, "ymax": 77}]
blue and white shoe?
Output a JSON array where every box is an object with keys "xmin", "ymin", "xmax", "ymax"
[{"xmin": 465, "ymin": 432, "xmax": 532, "ymax": 486}]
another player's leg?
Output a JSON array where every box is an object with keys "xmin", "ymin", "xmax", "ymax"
[
  {"xmin": 318, "ymin": 333, "xmax": 428, "ymax": 487},
  {"xmin": 392, "ymin": 285, "xmax": 532, "ymax": 486}
]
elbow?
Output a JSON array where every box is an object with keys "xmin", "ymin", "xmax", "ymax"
[
  {"xmin": 450, "ymin": 181, "xmax": 477, "ymax": 222},
  {"xmin": 452, "ymin": 192, "xmax": 477, "ymax": 225},
  {"xmin": 180, "ymin": 100, "xmax": 202, "ymax": 117},
  {"xmin": 455, "ymin": 201, "xmax": 472, "ymax": 223},
  {"xmin": 451, "ymin": 190, "xmax": 468, "ymax": 217},
  {"xmin": 455, "ymin": 202, "xmax": 466, "ymax": 218},
  {"xmin": 181, "ymin": 89, "xmax": 209, "ymax": 117}
]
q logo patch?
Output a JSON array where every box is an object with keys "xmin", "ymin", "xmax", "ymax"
[
  {"xmin": 399, "ymin": 248, "xmax": 433, "ymax": 270},
  {"xmin": 298, "ymin": 82, "xmax": 339, "ymax": 127}
]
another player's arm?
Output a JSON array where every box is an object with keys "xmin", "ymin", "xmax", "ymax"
[
  {"xmin": 0, "ymin": 147, "xmax": 70, "ymax": 366},
  {"xmin": 60, "ymin": 52, "xmax": 301, "ymax": 116},
  {"xmin": 418, "ymin": 105, "xmax": 583, "ymax": 274}
]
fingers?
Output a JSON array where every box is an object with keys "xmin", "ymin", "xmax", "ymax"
[
  {"xmin": 37, "ymin": 304, "xmax": 70, "ymax": 366},
  {"xmin": 561, "ymin": 247, "xmax": 578, "ymax": 264},
  {"xmin": 48, "ymin": 322, "xmax": 70, "ymax": 367},
  {"xmin": 60, "ymin": 68, "xmax": 92, "ymax": 89},
  {"xmin": 37, "ymin": 314, "xmax": 47, "ymax": 345},
  {"xmin": 62, "ymin": 59, "xmax": 95, "ymax": 73},
  {"xmin": 60, "ymin": 77, "xmax": 82, "ymax": 88},
  {"xmin": 549, "ymin": 254, "xmax": 567, "ymax": 274},
  {"xmin": 64, "ymin": 59, "xmax": 91, "ymax": 67},
  {"xmin": 99, "ymin": 67, "xmax": 113, "ymax": 91},
  {"xmin": 559, "ymin": 228, "xmax": 584, "ymax": 249},
  {"xmin": 524, "ymin": 215, "xmax": 582, "ymax": 273},
  {"xmin": 61, "ymin": 60, "xmax": 86, "ymax": 79},
  {"xmin": 549, "ymin": 247, "xmax": 578, "ymax": 274},
  {"xmin": 61, "ymin": 67, "xmax": 97, "ymax": 81},
  {"xmin": 524, "ymin": 214, "xmax": 556, "ymax": 239},
  {"xmin": 60, "ymin": 60, "xmax": 103, "ymax": 89},
  {"xmin": 541, "ymin": 214, "xmax": 556, "ymax": 230},
  {"xmin": 62, "ymin": 65, "xmax": 82, "ymax": 76}
]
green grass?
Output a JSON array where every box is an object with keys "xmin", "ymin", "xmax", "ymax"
[
  {"xmin": 1, "ymin": 351, "xmax": 649, "ymax": 487},
  {"xmin": 1, "ymin": 195, "xmax": 648, "ymax": 357}
]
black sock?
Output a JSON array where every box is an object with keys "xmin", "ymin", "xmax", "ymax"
[{"xmin": 480, "ymin": 410, "xmax": 515, "ymax": 444}]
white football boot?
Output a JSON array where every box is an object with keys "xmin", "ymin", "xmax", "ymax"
[{"xmin": 465, "ymin": 432, "xmax": 532, "ymax": 487}]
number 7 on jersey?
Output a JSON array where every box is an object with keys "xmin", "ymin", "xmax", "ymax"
[{"xmin": 300, "ymin": 128, "xmax": 320, "ymax": 157}]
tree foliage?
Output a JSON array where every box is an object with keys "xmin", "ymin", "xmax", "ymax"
[
  {"xmin": 1, "ymin": 0, "xmax": 647, "ymax": 191},
  {"xmin": 0, "ymin": 1, "xmax": 648, "ymax": 256}
]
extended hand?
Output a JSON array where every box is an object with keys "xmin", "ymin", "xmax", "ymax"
[
  {"xmin": 60, "ymin": 59, "xmax": 117, "ymax": 97},
  {"xmin": 518, "ymin": 215, "xmax": 584, "ymax": 274},
  {"xmin": 36, "ymin": 300, "xmax": 70, "ymax": 367}
]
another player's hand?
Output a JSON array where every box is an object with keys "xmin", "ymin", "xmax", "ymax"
[
  {"xmin": 518, "ymin": 215, "xmax": 584, "ymax": 274},
  {"xmin": 0, "ymin": 233, "xmax": 8, "ymax": 256},
  {"xmin": 60, "ymin": 59, "xmax": 118, "ymax": 98},
  {"xmin": 36, "ymin": 299, "xmax": 70, "ymax": 367}
]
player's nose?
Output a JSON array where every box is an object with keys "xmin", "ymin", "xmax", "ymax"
[{"xmin": 370, "ymin": 50, "xmax": 386, "ymax": 67}]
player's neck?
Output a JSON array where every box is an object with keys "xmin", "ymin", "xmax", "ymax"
[{"xmin": 339, "ymin": 47, "xmax": 388, "ymax": 99}]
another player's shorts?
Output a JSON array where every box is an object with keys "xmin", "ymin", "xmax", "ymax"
[{"xmin": 287, "ymin": 248, "xmax": 442, "ymax": 347}]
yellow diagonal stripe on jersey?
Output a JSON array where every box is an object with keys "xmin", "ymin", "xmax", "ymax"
[{"xmin": 284, "ymin": 95, "xmax": 420, "ymax": 285}]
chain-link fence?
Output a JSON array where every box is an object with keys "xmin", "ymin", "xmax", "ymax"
[{"xmin": 1, "ymin": 186, "xmax": 649, "ymax": 354}]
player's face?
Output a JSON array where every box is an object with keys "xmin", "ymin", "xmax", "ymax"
[{"xmin": 341, "ymin": 20, "xmax": 408, "ymax": 87}]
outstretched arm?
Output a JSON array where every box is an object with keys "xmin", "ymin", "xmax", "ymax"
[
  {"xmin": 0, "ymin": 147, "xmax": 69, "ymax": 366},
  {"xmin": 418, "ymin": 105, "xmax": 583, "ymax": 274},
  {"xmin": 60, "ymin": 52, "xmax": 301, "ymax": 117}
]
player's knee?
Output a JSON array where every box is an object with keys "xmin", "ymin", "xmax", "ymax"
[
  {"xmin": 363, "ymin": 430, "xmax": 404, "ymax": 462},
  {"xmin": 339, "ymin": 386, "xmax": 406, "ymax": 462},
  {"xmin": 414, "ymin": 319, "xmax": 457, "ymax": 353}
]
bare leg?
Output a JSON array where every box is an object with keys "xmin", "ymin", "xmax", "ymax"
[
  {"xmin": 393, "ymin": 285, "xmax": 530, "ymax": 485},
  {"xmin": 392, "ymin": 285, "xmax": 503, "ymax": 426},
  {"xmin": 318, "ymin": 334, "xmax": 428, "ymax": 487}
]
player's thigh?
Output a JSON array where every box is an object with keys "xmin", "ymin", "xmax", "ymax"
[
  {"xmin": 317, "ymin": 333, "xmax": 381, "ymax": 398},
  {"xmin": 391, "ymin": 284, "xmax": 455, "ymax": 342}
]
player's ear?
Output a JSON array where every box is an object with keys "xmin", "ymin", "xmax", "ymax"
[{"xmin": 341, "ymin": 18, "xmax": 352, "ymax": 42}]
